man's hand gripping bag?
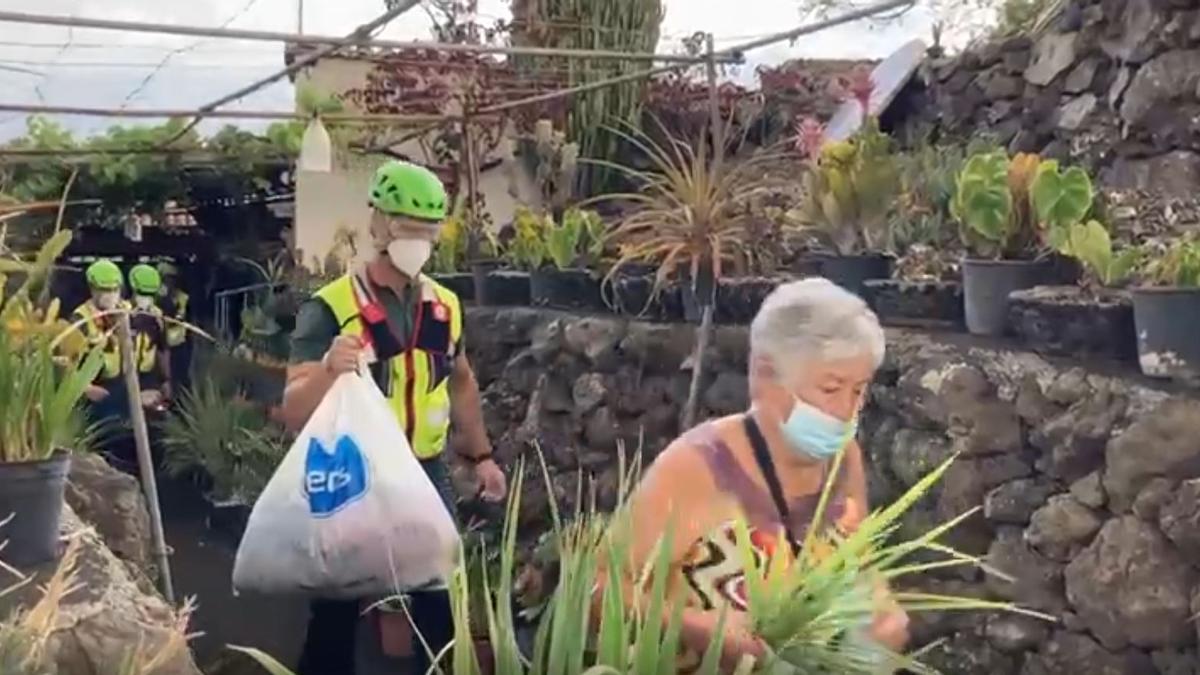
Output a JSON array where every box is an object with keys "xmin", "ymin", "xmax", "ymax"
[{"xmin": 232, "ymin": 372, "xmax": 460, "ymax": 598}]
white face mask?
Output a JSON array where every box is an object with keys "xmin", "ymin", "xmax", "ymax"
[
  {"xmin": 94, "ymin": 292, "xmax": 120, "ymax": 310},
  {"xmin": 386, "ymin": 238, "xmax": 433, "ymax": 277},
  {"xmin": 134, "ymin": 295, "xmax": 153, "ymax": 310}
]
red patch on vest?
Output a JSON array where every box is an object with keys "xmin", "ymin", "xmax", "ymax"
[{"xmin": 432, "ymin": 301, "xmax": 449, "ymax": 323}]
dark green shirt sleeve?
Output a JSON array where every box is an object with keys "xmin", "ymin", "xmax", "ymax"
[{"xmin": 289, "ymin": 298, "xmax": 340, "ymax": 364}]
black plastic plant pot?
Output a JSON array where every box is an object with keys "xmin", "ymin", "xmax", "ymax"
[
  {"xmin": 820, "ymin": 254, "xmax": 894, "ymax": 298},
  {"xmin": 206, "ymin": 494, "xmax": 252, "ymax": 543},
  {"xmin": 431, "ymin": 272, "xmax": 476, "ymax": 302},
  {"xmin": 607, "ymin": 275, "xmax": 684, "ymax": 322},
  {"xmin": 478, "ymin": 270, "xmax": 531, "ymax": 307},
  {"xmin": 961, "ymin": 259, "xmax": 1049, "ymax": 337},
  {"xmin": 862, "ymin": 279, "xmax": 964, "ymax": 328},
  {"xmin": 530, "ymin": 268, "xmax": 603, "ymax": 311},
  {"xmin": 1008, "ymin": 286, "xmax": 1136, "ymax": 362},
  {"xmin": 715, "ymin": 278, "xmax": 782, "ymax": 324},
  {"xmin": 471, "ymin": 261, "xmax": 501, "ymax": 302},
  {"xmin": 1131, "ymin": 287, "xmax": 1200, "ymax": 380},
  {"xmin": 0, "ymin": 451, "xmax": 70, "ymax": 567}
]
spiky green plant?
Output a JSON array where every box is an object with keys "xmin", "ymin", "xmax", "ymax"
[{"xmin": 234, "ymin": 444, "xmax": 1041, "ymax": 675}]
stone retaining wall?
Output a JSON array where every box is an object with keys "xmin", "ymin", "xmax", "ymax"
[
  {"xmin": 910, "ymin": 0, "xmax": 1200, "ymax": 201},
  {"xmin": 465, "ymin": 306, "xmax": 1200, "ymax": 674}
]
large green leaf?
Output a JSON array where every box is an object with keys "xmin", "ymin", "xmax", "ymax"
[{"xmin": 1031, "ymin": 160, "xmax": 1093, "ymax": 231}]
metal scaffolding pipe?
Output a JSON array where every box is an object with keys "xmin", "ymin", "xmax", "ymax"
[{"xmin": 0, "ymin": 9, "xmax": 737, "ymax": 65}]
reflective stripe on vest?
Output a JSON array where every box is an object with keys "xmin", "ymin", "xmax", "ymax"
[
  {"xmin": 314, "ymin": 274, "xmax": 462, "ymax": 460},
  {"xmin": 164, "ymin": 290, "xmax": 189, "ymax": 347},
  {"xmin": 72, "ymin": 301, "xmax": 123, "ymax": 380}
]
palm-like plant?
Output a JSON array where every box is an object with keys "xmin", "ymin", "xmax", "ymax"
[{"xmin": 593, "ymin": 117, "xmax": 785, "ymax": 297}]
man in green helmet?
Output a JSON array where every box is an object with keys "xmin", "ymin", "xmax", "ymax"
[
  {"xmin": 75, "ymin": 259, "xmax": 130, "ymax": 418},
  {"xmin": 156, "ymin": 261, "xmax": 191, "ymax": 391},
  {"xmin": 281, "ymin": 160, "xmax": 506, "ymax": 675},
  {"xmin": 128, "ymin": 263, "xmax": 173, "ymax": 406}
]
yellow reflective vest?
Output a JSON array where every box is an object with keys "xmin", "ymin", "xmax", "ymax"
[
  {"xmin": 132, "ymin": 305, "xmax": 165, "ymax": 374},
  {"xmin": 314, "ymin": 273, "xmax": 462, "ymax": 460},
  {"xmin": 161, "ymin": 289, "xmax": 189, "ymax": 347},
  {"xmin": 72, "ymin": 300, "xmax": 127, "ymax": 381}
]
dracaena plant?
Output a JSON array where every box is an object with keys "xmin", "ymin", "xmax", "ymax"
[
  {"xmin": 953, "ymin": 151, "xmax": 1052, "ymax": 259},
  {"xmin": 590, "ymin": 116, "xmax": 785, "ymax": 296}
]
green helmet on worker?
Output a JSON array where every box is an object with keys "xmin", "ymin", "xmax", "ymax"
[
  {"xmin": 85, "ymin": 259, "xmax": 123, "ymax": 292},
  {"xmin": 368, "ymin": 160, "xmax": 447, "ymax": 222},
  {"xmin": 129, "ymin": 264, "xmax": 161, "ymax": 296}
]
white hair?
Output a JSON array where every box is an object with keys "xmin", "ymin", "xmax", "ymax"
[{"xmin": 749, "ymin": 278, "xmax": 886, "ymax": 379}]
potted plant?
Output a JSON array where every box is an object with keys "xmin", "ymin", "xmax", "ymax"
[
  {"xmin": 864, "ymin": 142, "xmax": 975, "ymax": 327},
  {"xmin": 1009, "ymin": 162, "xmax": 1140, "ymax": 360},
  {"xmin": 792, "ymin": 70, "xmax": 901, "ymax": 296},
  {"xmin": 428, "ymin": 206, "xmax": 476, "ymax": 302},
  {"xmin": 529, "ymin": 208, "xmax": 606, "ymax": 311},
  {"xmin": 0, "ymin": 231, "xmax": 103, "ymax": 567},
  {"xmin": 952, "ymin": 151, "xmax": 1054, "ymax": 336},
  {"xmin": 1131, "ymin": 236, "xmax": 1200, "ymax": 380},
  {"xmin": 477, "ymin": 207, "xmax": 540, "ymax": 307},
  {"xmin": 159, "ymin": 381, "xmax": 287, "ymax": 540}
]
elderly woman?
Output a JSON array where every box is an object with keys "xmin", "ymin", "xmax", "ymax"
[{"xmin": 607, "ymin": 278, "xmax": 908, "ymax": 671}]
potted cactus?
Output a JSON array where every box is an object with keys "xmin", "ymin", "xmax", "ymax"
[
  {"xmin": 1008, "ymin": 162, "xmax": 1139, "ymax": 360},
  {"xmin": 1131, "ymin": 236, "xmax": 1200, "ymax": 380},
  {"xmin": 529, "ymin": 208, "xmax": 606, "ymax": 311},
  {"xmin": 953, "ymin": 151, "xmax": 1061, "ymax": 336}
]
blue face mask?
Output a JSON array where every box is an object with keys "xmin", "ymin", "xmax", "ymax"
[{"xmin": 781, "ymin": 396, "xmax": 858, "ymax": 460}]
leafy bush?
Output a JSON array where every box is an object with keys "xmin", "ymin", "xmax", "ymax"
[
  {"xmin": 1031, "ymin": 160, "xmax": 1094, "ymax": 240},
  {"xmin": 505, "ymin": 207, "xmax": 551, "ymax": 272},
  {"xmin": 158, "ymin": 381, "xmax": 287, "ymax": 503},
  {"xmin": 953, "ymin": 151, "xmax": 1074, "ymax": 259}
]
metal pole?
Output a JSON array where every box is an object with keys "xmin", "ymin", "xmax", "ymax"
[
  {"xmin": 705, "ymin": 33, "xmax": 721, "ymax": 165},
  {"xmin": 297, "ymin": 0, "xmax": 304, "ymax": 35},
  {"xmin": 116, "ymin": 314, "xmax": 175, "ymax": 604},
  {"xmin": 0, "ymin": 102, "xmax": 468, "ymax": 123},
  {"xmin": 0, "ymin": 10, "xmax": 736, "ymax": 65},
  {"xmin": 715, "ymin": 0, "xmax": 915, "ymax": 57}
]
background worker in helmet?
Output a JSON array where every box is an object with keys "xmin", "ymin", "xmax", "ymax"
[
  {"xmin": 157, "ymin": 261, "xmax": 191, "ymax": 391},
  {"xmin": 75, "ymin": 259, "xmax": 129, "ymax": 420},
  {"xmin": 281, "ymin": 160, "xmax": 506, "ymax": 675},
  {"xmin": 128, "ymin": 264, "xmax": 173, "ymax": 406}
]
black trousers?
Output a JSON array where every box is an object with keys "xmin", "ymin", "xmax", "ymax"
[{"xmin": 296, "ymin": 456, "xmax": 459, "ymax": 675}]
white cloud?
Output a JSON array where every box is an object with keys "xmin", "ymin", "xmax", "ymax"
[{"xmin": 0, "ymin": 0, "xmax": 931, "ymax": 139}]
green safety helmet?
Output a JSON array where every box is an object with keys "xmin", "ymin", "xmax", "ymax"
[
  {"xmin": 156, "ymin": 261, "xmax": 179, "ymax": 278},
  {"xmin": 368, "ymin": 160, "xmax": 447, "ymax": 222},
  {"xmin": 129, "ymin": 264, "xmax": 161, "ymax": 295},
  {"xmin": 85, "ymin": 259, "xmax": 123, "ymax": 291}
]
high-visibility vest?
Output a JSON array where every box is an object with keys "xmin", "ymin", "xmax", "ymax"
[
  {"xmin": 72, "ymin": 300, "xmax": 127, "ymax": 380},
  {"xmin": 314, "ymin": 273, "xmax": 462, "ymax": 460},
  {"xmin": 161, "ymin": 289, "xmax": 189, "ymax": 347},
  {"xmin": 132, "ymin": 305, "xmax": 164, "ymax": 374}
]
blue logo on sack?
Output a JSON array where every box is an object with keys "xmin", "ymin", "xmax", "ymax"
[{"xmin": 303, "ymin": 435, "xmax": 369, "ymax": 517}]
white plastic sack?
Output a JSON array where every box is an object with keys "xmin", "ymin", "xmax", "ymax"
[{"xmin": 232, "ymin": 372, "xmax": 460, "ymax": 598}]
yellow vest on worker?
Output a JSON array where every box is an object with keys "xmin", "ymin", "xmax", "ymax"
[
  {"xmin": 71, "ymin": 300, "xmax": 127, "ymax": 380},
  {"xmin": 314, "ymin": 273, "xmax": 462, "ymax": 460},
  {"xmin": 162, "ymin": 289, "xmax": 189, "ymax": 347},
  {"xmin": 133, "ymin": 305, "xmax": 164, "ymax": 374}
]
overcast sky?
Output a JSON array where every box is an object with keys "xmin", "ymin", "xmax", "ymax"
[{"xmin": 0, "ymin": 0, "xmax": 933, "ymax": 140}]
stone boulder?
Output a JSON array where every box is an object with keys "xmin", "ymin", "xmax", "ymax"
[
  {"xmin": 1104, "ymin": 399, "xmax": 1200, "ymax": 512},
  {"xmin": 984, "ymin": 478, "xmax": 1056, "ymax": 525},
  {"xmin": 0, "ymin": 507, "xmax": 201, "ymax": 675},
  {"xmin": 1025, "ymin": 495, "xmax": 1103, "ymax": 561},
  {"xmin": 986, "ymin": 526, "xmax": 1066, "ymax": 612},
  {"xmin": 1025, "ymin": 32, "xmax": 1079, "ymax": 86},
  {"xmin": 1022, "ymin": 631, "xmax": 1154, "ymax": 675},
  {"xmin": 1064, "ymin": 516, "xmax": 1196, "ymax": 650},
  {"xmin": 1158, "ymin": 478, "xmax": 1200, "ymax": 560},
  {"xmin": 1119, "ymin": 50, "xmax": 1200, "ymax": 125},
  {"xmin": 63, "ymin": 453, "xmax": 154, "ymax": 582}
]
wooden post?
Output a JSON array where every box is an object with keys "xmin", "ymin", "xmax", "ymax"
[
  {"xmin": 462, "ymin": 112, "xmax": 481, "ymax": 261},
  {"xmin": 681, "ymin": 34, "xmax": 722, "ymax": 434},
  {"xmin": 117, "ymin": 314, "xmax": 175, "ymax": 604}
]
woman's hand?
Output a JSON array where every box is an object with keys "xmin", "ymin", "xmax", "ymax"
[
  {"xmin": 682, "ymin": 608, "xmax": 767, "ymax": 673},
  {"xmin": 868, "ymin": 578, "xmax": 909, "ymax": 651}
]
